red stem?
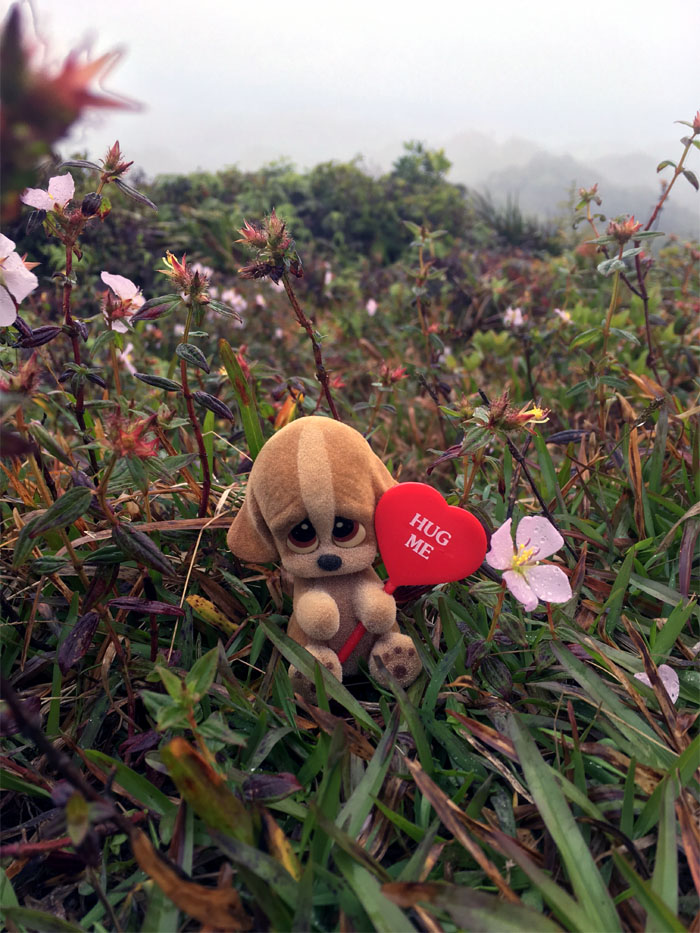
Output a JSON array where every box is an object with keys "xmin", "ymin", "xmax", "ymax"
[
  {"xmin": 282, "ymin": 274, "xmax": 341, "ymax": 420},
  {"xmin": 180, "ymin": 358, "xmax": 211, "ymax": 517}
]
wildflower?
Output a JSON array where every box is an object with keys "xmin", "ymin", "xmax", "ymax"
[
  {"xmin": 366, "ymin": 298, "xmax": 378, "ymax": 316},
  {"xmin": 554, "ymin": 308, "xmax": 571, "ymax": 324},
  {"xmin": 100, "ymin": 141, "xmax": 134, "ymax": 179},
  {"xmin": 255, "ymin": 293, "xmax": 266, "ymax": 308},
  {"xmin": 380, "ymin": 363, "xmax": 408, "ymax": 385},
  {"xmin": 159, "ymin": 252, "xmax": 209, "ymax": 306},
  {"xmin": 510, "ymin": 403, "xmax": 550, "ymax": 428},
  {"xmin": 236, "ymin": 219, "xmax": 267, "ymax": 249},
  {"xmin": 577, "ymin": 184, "xmax": 601, "ymax": 206},
  {"xmin": 107, "ymin": 411, "xmax": 158, "ymax": 459},
  {"xmin": 191, "ymin": 262, "xmax": 214, "ymax": 278},
  {"xmin": 503, "ymin": 306, "xmax": 524, "ymax": 327},
  {"xmin": 634, "ymin": 664, "xmax": 679, "ymax": 704},
  {"xmin": 0, "ymin": 235, "xmax": 39, "ymax": 326},
  {"xmin": 606, "ymin": 216, "xmax": 642, "ymax": 246},
  {"xmin": 692, "ymin": 110, "xmax": 700, "ymax": 134},
  {"xmin": 486, "ymin": 516, "xmax": 572, "ymax": 612},
  {"xmin": 101, "ymin": 271, "xmax": 145, "ymax": 332},
  {"xmin": 21, "ymin": 174, "xmax": 74, "ymax": 212},
  {"xmin": 221, "ymin": 287, "xmax": 248, "ymax": 315},
  {"xmin": 0, "ymin": 353, "xmax": 41, "ymax": 394}
]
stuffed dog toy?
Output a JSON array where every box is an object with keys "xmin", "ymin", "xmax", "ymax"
[{"xmin": 227, "ymin": 416, "xmax": 422, "ymax": 695}]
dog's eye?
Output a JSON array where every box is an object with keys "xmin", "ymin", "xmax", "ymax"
[
  {"xmin": 287, "ymin": 519, "xmax": 319, "ymax": 553},
  {"xmin": 332, "ymin": 517, "xmax": 366, "ymax": 548}
]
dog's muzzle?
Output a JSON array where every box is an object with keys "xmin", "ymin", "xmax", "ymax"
[{"xmin": 317, "ymin": 554, "xmax": 342, "ymax": 572}]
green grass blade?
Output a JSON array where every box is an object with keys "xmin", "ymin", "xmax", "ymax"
[
  {"xmin": 383, "ymin": 882, "xmax": 562, "ymax": 932},
  {"xmin": 334, "ymin": 849, "xmax": 416, "ymax": 933},
  {"xmin": 260, "ymin": 617, "xmax": 381, "ymax": 735},
  {"xmin": 507, "ymin": 714, "xmax": 620, "ymax": 932},
  {"xmin": 650, "ymin": 776, "xmax": 678, "ymax": 915},
  {"xmin": 337, "ymin": 710, "xmax": 398, "ymax": 836},
  {"xmin": 219, "ymin": 338, "xmax": 265, "ymax": 459},
  {"xmin": 613, "ymin": 854, "xmax": 685, "ymax": 933},
  {"xmin": 84, "ymin": 750, "xmax": 177, "ymax": 818}
]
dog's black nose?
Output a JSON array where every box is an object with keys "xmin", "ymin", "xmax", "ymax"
[{"xmin": 317, "ymin": 554, "xmax": 342, "ymax": 572}]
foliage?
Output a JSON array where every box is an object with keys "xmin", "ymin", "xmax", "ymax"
[{"xmin": 1, "ymin": 11, "xmax": 699, "ymax": 930}]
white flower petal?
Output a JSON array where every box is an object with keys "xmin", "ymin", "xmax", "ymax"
[
  {"xmin": 20, "ymin": 188, "xmax": 54, "ymax": 211},
  {"xmin": 0, "ymin": 234, "xmax": 17, "ymax": 256},
  {"xmin": 0, "ymin": 287, "xmax": 18, "ymax": 326},
  {"xmin": 101, "ymin": 271, "xmax": 139, "ymax": 301},
  {"xmin": 634, "ymin": 665, "xmax": 680, "ymax": 704},
  {"xmin": 516, "ymin": 516, "xmax": 564, "ymax": 561},
  {"xmin": 48, "ymin": 174, "xmax": 75, "ymax": 207},
  {"xmin": 524, "ymin": 564, "xmax": 572, "ymax": 604},
  {"xmin": 2, "ymin": 251, "xmax": 38, "ymax": 303},
  {"xmin": 485, "ymin": 518, "xmax": 515, "ymax": 570},
  {"xmin": 503, "ymin": 570, "xmax": 538, "ymax": 611}
]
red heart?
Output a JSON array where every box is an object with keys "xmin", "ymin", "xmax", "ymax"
[{"xmin": 374, "ymin": 483, "xmax": 487, "ymax": 591}]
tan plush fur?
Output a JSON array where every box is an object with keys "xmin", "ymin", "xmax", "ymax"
[{"xmin": 227, "ymin": 417, "xmax": 422, "ymax": 693}]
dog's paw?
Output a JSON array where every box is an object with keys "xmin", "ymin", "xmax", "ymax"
[
  {"xmin": 294, "ymin": 590, "xmax": 340, "ymax": 640},
  {"xmin": 355, "ymin": 584, "xmax": 396, "ymax": 635},
  {"xmin": 369, "ymin": 633, "xmax": 421, "ymax": 688},
  {"xmin": 289, "ymin": 644, "xmax": 342, "ymax": 703}
]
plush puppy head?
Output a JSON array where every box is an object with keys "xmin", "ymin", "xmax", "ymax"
[{"xmin": 227, "ymin": 417, "xmax": 395, "ymax": 578}]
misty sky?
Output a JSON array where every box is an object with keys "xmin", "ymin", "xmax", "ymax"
[{"xmin": 6, "ymin": 0, "xmax": 700, "ymax": 178}]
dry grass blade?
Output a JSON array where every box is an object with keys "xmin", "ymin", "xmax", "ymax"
[
  {"xmin": 404, "ymin": 758, "xmax": 520, "ymax": 904},
  {"xmin": 131, "ymin": 829, "xmax": 251, "ymax": 930}
]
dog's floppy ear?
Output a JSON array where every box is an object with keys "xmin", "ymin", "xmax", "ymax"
[{"xmin": 227, "ymin": 485, "xmax": 279, "ymax": 563}]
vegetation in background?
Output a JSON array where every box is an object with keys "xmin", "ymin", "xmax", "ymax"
[{"xmin": 1, "ymin": 6, "xmax": 699, "ymax": 931}]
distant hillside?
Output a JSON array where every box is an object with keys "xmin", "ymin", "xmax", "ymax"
[{"xmin": 442, "ymin": 131, "xmax": 699, "ymax": 238}]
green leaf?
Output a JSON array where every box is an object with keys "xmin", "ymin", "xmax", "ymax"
[
  {"xmin": 28, "ymin": 421, "xmax": 73, "ymax": 466},
  {"xmin": 569, "ymin": 328, "xmax": 601, "ymax": 350},
  {"xmin": 507, "ymin": 714, "xmax": 621, "ymax": 932},
  {"xmin": 219, "ymin": 338, "xmax": 265, "ymax": 459},
  {"xmin": 601, "ymin": 546, "xmax": 635, "ymax": 634},
  {"xmin": 29, "ymin": 487, "xmax": 93, "ymax": 538},
  {"xmin": 12, "ymin": 515, "xmax": 42, "ymax": 569},
  {"xmin": 656, "ymin": 159, "xmax": 676, "ymax": 172},
  {"xmin": 259, "ymin": 618, "xmax": 380, "ymax": 735},
  {"xmin": 0, "ymin": 869, "xmax": 19, "ymax": 909},
  {"xmin": 682, "ymin": 168, "xmax": 699, "ymax": 191},
  {"xmin": 176, "ymin": 342, "xmax": 210, "ymax": 373},
  {"xmin": 185, "ymin": 646, "xmax": 218, "ymax": 701}
]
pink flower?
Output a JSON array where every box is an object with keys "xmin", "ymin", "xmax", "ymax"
[
  {"xmin": 554, "ymin": 308, "xmax": 571, "ymax": 324},
  {"xmin": 486, "ymin": 517, "xmax": 572, "ymax": 612},
  {"xmin": 366, "ymin": 298, "xmax": 378, "ymax": 317},
  {"xmin": 634, "ymin": 665, "xmax": 679, "ymax": 704},
  {"xmin": 21, "ymin": 174, "xmax": 75, "ymax": 212},
  {"xmin": 101, "ymin": 271, "xmax": 145, "ymax": 332},
  {"xmin": 0, "ymin": 234, "xmax": 39, "ymax": 326},
  {"xmin": 503, "ymin": 306, "xmax": 524, "ymax": 327},
  {"xmin": 117, "ymin": 341, "xmax": 137, "ymax": 376}
]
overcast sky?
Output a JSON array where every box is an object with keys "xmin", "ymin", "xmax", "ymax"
[{"xmin": 6, "ymin": 0, "xmax": 700, "ymax": 178}]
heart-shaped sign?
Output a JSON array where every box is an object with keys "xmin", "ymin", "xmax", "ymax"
[{"xmin": 375, "ymin": 483, "xmax": 487, "ymax": 591}]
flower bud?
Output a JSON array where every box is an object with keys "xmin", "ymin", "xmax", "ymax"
[{"xmin": 81, "ymin": 192, "xmax": 102, "ymax": 216}]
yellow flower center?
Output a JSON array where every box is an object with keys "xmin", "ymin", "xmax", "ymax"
[{"xmin": 512, "ymin": 544, "xmax": 536, "ymax": 568}]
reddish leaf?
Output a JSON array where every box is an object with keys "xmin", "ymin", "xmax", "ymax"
[
  {"xmin": 242, "ymin": 772, "xmax": 303, "ymax": 802},
  {"xmin": 58, "ymin": 611, "xmax": 100, "ymax": 674},
  {"xmin": 109, "ymin": 597, "xmax": 184, "ymax": 616}
]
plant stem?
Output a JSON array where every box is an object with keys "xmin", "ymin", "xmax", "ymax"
[
  {"xmin": 179, "ymin": 307, "xmax": 210, "ymax": 517},
  {"xmin": 645, "ymin": 134, "xmax": 696, "ymax": 232},
  {"xmin": 97, "ymin": 454, "xmax": 119, "ymax": 526},
  {"xmin": 486, "ymin": 584, "xmax": 506, "ymax": 642},
  {"xmin": 63, "ymin": 242, "xmax": 98, "ymax": 474},
  {"xmin": 282, "ymin": 273, "xmax": 341, "ymax": 420}
]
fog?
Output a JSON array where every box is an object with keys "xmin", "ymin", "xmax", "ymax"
[{"xmin": 4, "ymin": 0, "xmax": 699, "ymax": 230}]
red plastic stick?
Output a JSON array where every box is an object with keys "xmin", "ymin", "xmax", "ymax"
[{"xmin": 337, "ymin": 580, "xmax": 395, "ymax": 664}]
